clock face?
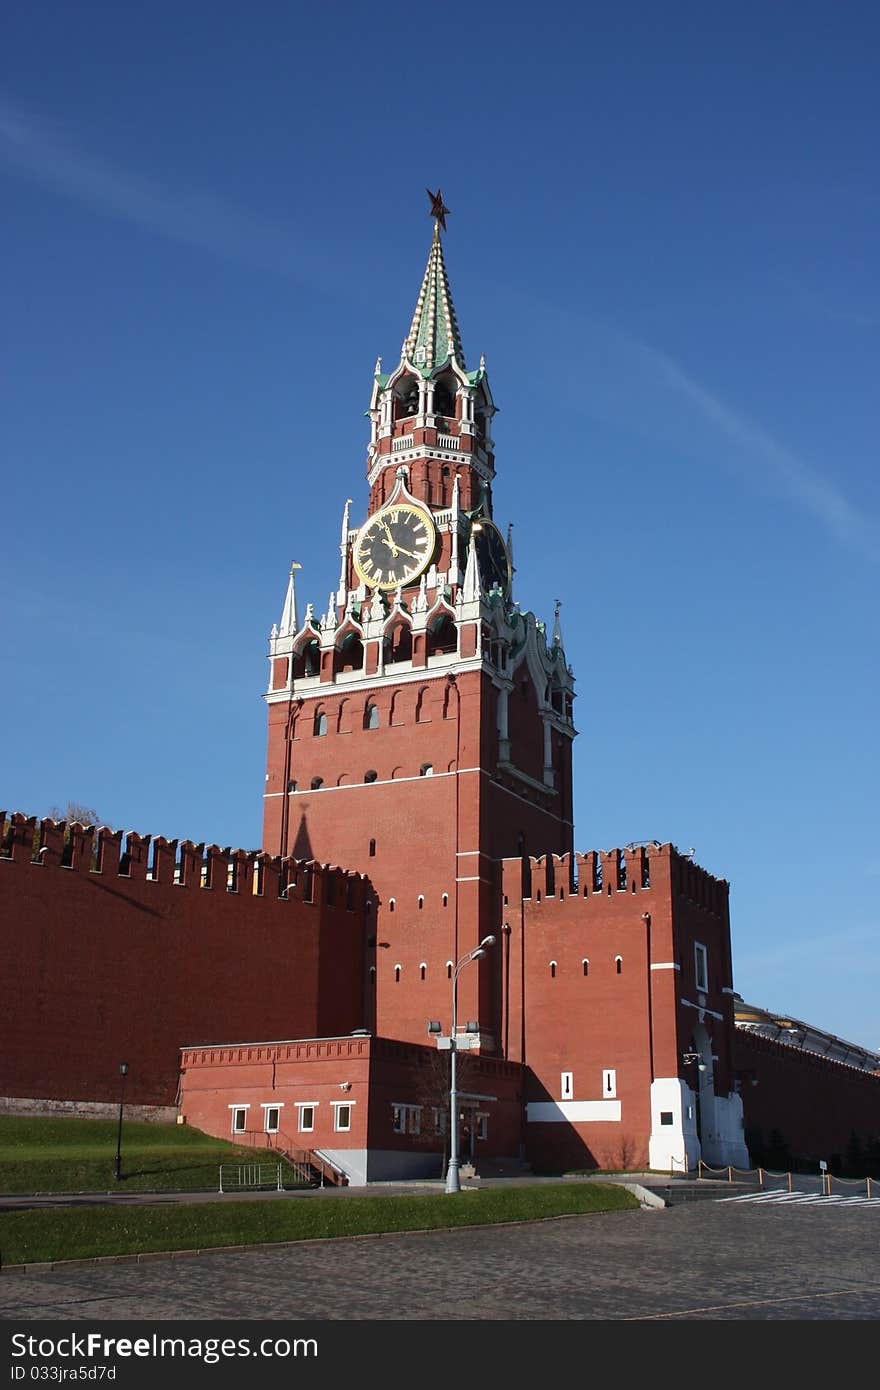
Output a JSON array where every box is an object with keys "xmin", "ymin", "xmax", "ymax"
[
  {"xmin": 353, "ymin": 502, "xmax": 437, "ymax": 590},
  {"xmin": 472, "ymin": 518, "xmax": 511, "ymax": 597}
]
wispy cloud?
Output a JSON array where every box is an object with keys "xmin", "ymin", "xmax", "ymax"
[
  {"xmin": 0, "ymin": 97, "xmax": 327, "ymax": 281},
  {"xmin": 4, "ymin": 97, "xmax": 877, "ymax": 561},
  {"xmin": 628, "ymin": 335, "xmax": 880, "ymax": 559}
]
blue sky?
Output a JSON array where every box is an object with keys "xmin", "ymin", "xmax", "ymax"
[{"xmin": 2, "ymin": 2, "xmax": 878, "ymax": 1050}]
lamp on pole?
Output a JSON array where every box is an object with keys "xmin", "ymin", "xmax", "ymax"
[
  {"xmin": 446, "ymin": 935, "xmax": 496, "ymax": 1194},
  {"xmin": 114, "ymin": 1062, "xmax": 128, "ymax": 1181}
]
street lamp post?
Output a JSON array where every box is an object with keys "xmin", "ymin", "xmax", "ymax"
[
  {"xmin": 446, "ymin": 936, "xmax": 496, "ymax": 1194},
  {"xmin": 114, "ymin": 1062, "xmax": 128, "ymax": 1181}
]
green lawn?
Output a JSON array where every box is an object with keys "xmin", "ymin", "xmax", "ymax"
[
  {"xmin": 0, "ymin": 1182, "xmax": 638, "ymax": 1266},
  {"xmin": 0, "ymin": 1116, "xmax": 305, "ymax": 1194}
]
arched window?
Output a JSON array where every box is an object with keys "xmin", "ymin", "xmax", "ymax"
[
  {"xmin": 615, "ymin": 956, "xmax": 623, "ymax": 975},
  {"xmin": 442, "ymin": 893, "xmax": 448, "ymax": 908},
  {"xmin": 310, "ymin": 776, "xmax": 323, "ymax": 790},
  {"xmin": 419, "ymin": 962, "xmax": 427, "ymax": 981},
  {"xmin": 369, "ymin": 838, "xmax": 376, "ymax": 857},
  {"xmin": 389, "ymin": 897, "xmax": 395, "ymax": 911},
  {"xmin": 446, "ymin": 961, "xmax": 453, "ymax": 980},
  {"xmin": 394, "ymin": 964, "xmax": 401, "ymax": 983},
  {"xmin": 364, "ymin": 703, "xmax": 379, "ymax": 730},
  {"xmin": 313, "ymin": 710, "xmax": 327, "ymax": 737},
  {"xmin": 418, "ymin": 895, "xmax": 424, "ymax": 910},
  {"xmin": 364, "ymin": 770, "xmax": 378, "ymax": 784},
  {"xmin": 582, "ymin": 959, "xmax": 589, "ymax": 977},
  {"xmin": 420, "ymin": 763, "xmax": 434, "ymax": 777},
  {"xmin": 549, "ymin": 960, "xmax": 557, "ymax": 978}
]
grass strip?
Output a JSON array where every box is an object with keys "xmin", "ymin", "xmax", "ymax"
[
  {"xmin": 0, "ymin": 1117, "xmax": 303, "ymax": 1194},
  {"xmin": 0, "ymin": 1183, "xmax": 637, "ymax": 1266}
]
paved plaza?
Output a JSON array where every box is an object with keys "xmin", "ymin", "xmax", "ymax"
[{"xmin": 2, "ymin": 1197, "xmax": 878, "ymax": 1322}]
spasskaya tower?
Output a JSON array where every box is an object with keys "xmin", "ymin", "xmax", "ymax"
[{"xmin": 263, "ymin": 194, "xmax": 576, "ymax": 1051}]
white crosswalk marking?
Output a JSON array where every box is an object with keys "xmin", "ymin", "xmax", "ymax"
[{"xmin": 719, "ymin": 1189, "xmax": 880, "ymax": 1207}]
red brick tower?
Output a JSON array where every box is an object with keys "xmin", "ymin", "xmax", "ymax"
[{"xmin": 263, "ymin": 201, "xmax": 576, "ymax": 1051}]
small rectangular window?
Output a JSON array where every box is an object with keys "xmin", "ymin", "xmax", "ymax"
[
  {"xmin": 476, "ymin": 1114, "xmax": 488, "ymax": 1141},
  {"xmin": 392, "ymin": 1104, "xmax": 420, "ymax": 1135},
  {"xmin": 695, "ymin": 942, "xmax": 708, "ymax": 992},
  {"xmin": 298, "ymin": 1105, "xmax": 315, "ymax": 1133},
  {"xmin": 334, "ymin": 1105, "xmax": 351, "ymax": 1132},
  {"xmin": 263, "ymin": 1106, "xmax": 280, "ymax": 1133},
  {"xmin": 231, "ymin": 1107, "xmax": 247, "ymax": 1134},
  {"xmin": 660, "ymin": 1111, "xmax": 674, "ymax": 1126},
  {"xmin": 560, "ymin": 1071, "xmax": 573, "ymax": 1100}
]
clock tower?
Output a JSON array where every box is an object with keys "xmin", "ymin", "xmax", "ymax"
[{"xmin": 263, "ymin": 200, "xmax": 576, "ymax": 1053}]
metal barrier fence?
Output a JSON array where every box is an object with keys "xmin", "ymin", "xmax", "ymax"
[{"xmin": 219, "ymin": 1162, "xmax": 284, "ymax": 1194}]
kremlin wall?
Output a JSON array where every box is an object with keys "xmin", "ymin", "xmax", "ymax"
[{"xmin": 2, "ymin": 808, "xmax": 877, "ymax": 1178}]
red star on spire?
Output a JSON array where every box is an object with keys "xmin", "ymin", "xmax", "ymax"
[{"xmin": 426, "ymin": 188, "xmax": 451, "ymax": 231}]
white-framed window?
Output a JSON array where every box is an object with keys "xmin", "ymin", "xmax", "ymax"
[
  {"xmin": 561, "ymin": 1071, "xmax": 574, "ymax": 1100},
  {"xmin": 229, "ymin": 1104, "xmax": 249, "ymax": 1134},
  {"xmin": 695, "ymin": 941, "xmax": 708, "ymax": 993},
  {"xmin": 332, "ymin": 1102, "xmax": 353, "ymax": 1132},
  {"xmin": 296, "ymin": 1102, "xmax": 318, "ymax": 1133},
  {"xmin": 476, "ymin": 1113, "xmax": 488, "ymax": 1141},
  {"xmin": 602, "ymin": 1068, "xmax": 617, "ymax": 1098},
  {"xmin": 392, "ymin": 1103, "xmax": 421, "ymax": 1135},
  {"xmin": 262, "ymin": 1103, "xmax": 282, "ymax": 1133},
  {"xmin": 432, "ymin": 1107, "xmax": 447, "ymax": 1135}
]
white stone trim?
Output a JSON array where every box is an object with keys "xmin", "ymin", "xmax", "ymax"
[
  {"xmin": 527, "ymin": 1100, "xmax": 621, "ymax": 1123},
  {"xmin": 680, "ymin": 996, "xmax": 723, "ymax": 1020},
  {"xmin": 650, "ymin": 962, "xmax": 680, "ymax": 971}
]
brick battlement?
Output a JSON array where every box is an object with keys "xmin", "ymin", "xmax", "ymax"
[
  {"xmin": 0, "ymin": 811, "xmax": 366, "ymax": 910},
  {"xmin": 735, "ymin": 1027, "xmax": 880, "ymax": 1082},
  {"xmin": 0, "ymin": 810, "xmax": 370, "ymax": 1107},
  {"xmin": 504, "ymin": 842, "xmax": 729, "ymax": 918}
]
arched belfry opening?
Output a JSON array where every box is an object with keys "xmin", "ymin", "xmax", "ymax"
[
  {"xmin": 432, "ymin": 373, "xmax": 457, "ymax": 421},
  {"xmin": 394, "ymin": 375, "xmax": 420, "ymax": 421},
  {"xmin": 426, "ymin": 611, "xmax": 457, "ymax": 659},
  {"xmin": 384, "ymin": 620, "xmax": 413, "ymax": 665}
]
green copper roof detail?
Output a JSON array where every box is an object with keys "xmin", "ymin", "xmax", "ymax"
[{"xmin": 403, "ymin": 222, "xmax": 466, "ymax": 373}]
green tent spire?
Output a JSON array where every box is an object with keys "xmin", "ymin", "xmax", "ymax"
[{"xmin": 403, "ymin": 220, "xmax": 466, "ymax": 374}]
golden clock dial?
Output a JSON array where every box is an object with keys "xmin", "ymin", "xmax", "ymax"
[{"xmin": 353, "ymin": 503, "xmax": 436, "ymax": 591}]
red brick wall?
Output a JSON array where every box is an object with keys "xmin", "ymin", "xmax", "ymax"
[
  {"xmin": 736, "ymin": 1030, "xmax": 880, "ymax": 1168},
  {"xmin": 0, "ymin": 814, "xmax": 366, "ymax": 1107},
  {"xmin": 500, "ymin": 844, "xmax": 735, "ymax": 1170},
  {"xmin": 263, "ymin": 668, "xmax": 572, "ymax": 1051},
  {"xmin": 179, "ymin": 1034, "xmax": 523, "ymax": 1164}
]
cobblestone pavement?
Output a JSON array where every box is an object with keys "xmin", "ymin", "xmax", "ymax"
[{"xmin": 2, "ymin": 1199, "xmax": 878, "ymax": 1321}]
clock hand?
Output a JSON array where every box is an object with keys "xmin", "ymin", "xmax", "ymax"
[{"xmin": 381, "ymin": 523, "xmax": 399, "ymax": 557}]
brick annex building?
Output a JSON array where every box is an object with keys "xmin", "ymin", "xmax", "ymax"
[{"xmin": 3, "ymin": 208, "xmax": 878, "ymax": 1184}]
